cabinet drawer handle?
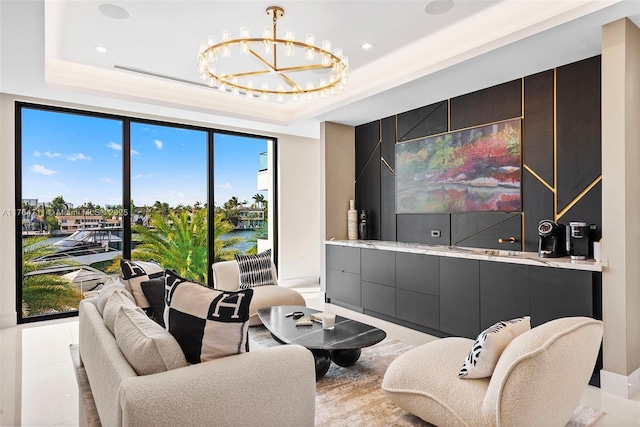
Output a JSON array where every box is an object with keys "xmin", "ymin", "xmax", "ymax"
[{"xmin": 498, "ymin": 237, "xmax": 516, "ymax": 244}]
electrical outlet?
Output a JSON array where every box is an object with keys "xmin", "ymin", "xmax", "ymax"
[{"xmin": 430, "ymin": 230, "xmax": 441, "ymax": 238}]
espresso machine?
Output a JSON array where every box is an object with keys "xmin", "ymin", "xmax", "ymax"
[
  {"xmin": 568, "ymin": 222, "xmax": 595, "ymax": 260},
  {"xmin": 538, "ymin": 220, "xmax": 566, "ymax": 258}
]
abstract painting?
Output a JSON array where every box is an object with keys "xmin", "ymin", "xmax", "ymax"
[{"xmin": 396, "ymin": 119, "xmax": 521, "ymax": 213}]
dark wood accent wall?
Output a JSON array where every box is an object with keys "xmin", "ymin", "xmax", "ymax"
[
  {"xmin": 450, "ymin": 79, "xmax": 522, "ymax": 130},
  {"xmin": 354, "ymin": 55, "xmax": 602, "ymax": 251}
]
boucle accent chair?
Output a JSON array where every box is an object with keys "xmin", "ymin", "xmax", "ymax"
[
  {"xmin": 212, "ymin": 259, "xmax": 306, "ymax": 326},
  {"xmin": 382, "ymin": 317, "xmax": 603, "ymax": 427}
]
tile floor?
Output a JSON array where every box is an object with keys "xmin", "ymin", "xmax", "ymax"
[{"xmin": 0, "ymin": 286, "xmax": 638, "ymax": 426}]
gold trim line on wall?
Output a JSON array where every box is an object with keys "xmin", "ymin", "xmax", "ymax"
[
  {"xmin": 355, "ymin": 129, "xmax": 382, "ymax": 183},
  {"xmin": 381, "ymin": 156, "xmax": 395, "ymax": 175},
  {"xmin": 553, "ymin": 68, "xmax": 558, "ymax": 221},
  {"xmin": 521, "ymin": 77, "xmax": 525, "ymax": 118},
  {"xmin": 523, "ymin": 164, "xmax": 555, "ymax": 193},
  {"xmin": 555, "ymin": 175, "xmax": 602, "ymax": 220},
  {"xmin": 521, "ymin": 212, "xmax": 525, "ymax": 251}
]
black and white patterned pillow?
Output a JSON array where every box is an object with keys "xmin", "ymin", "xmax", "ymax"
[
  {"xmin": 120, "ymin": 259, "xmax": 164, "ymax": 309},
  {"xmin": 459, "ymin": 316, "xmax": 531, "ymax": 379},
  {"xmin": 163, "ymin": 270, "xmax": 253, "ymax": 364},
  {"xmin": 234, "ymin": 249, "xmax": 275, "ymax": 290}
]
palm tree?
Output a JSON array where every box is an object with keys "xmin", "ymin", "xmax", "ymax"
[
  {"xmin": 253, "ymin": 193, "xmax": 265, "ymax": 209},
  {"xmin": 21, "ymin": 237, "xmax": 83, "ymax": 317},
  {"xmin": 125, "ymin": 210, "xmax": 242, "ymax": 285}
]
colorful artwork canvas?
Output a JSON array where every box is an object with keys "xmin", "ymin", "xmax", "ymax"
[{"xmin": 396, "ymin": 119, "xmax": 521, "ymax": 213}]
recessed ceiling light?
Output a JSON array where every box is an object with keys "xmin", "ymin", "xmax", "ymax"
[
  {"xmin": 96, "ymin": 46, "xmax": 108, "ymax": 53},
  {"xmin": 361, "ymin": 43, "xmax": 374, "ymax": 50},
  {"xmin": 424, "ymin": 0, "xmax": 454, "ymax": 15},
  {"xmin": 98, "ymin": 3, "xmax": 130, "ymax": 20}
]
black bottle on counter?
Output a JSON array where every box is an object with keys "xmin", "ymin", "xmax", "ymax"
[{"xmin": 359, "ymin": 210, "xmax": 369, "ymax": 240}]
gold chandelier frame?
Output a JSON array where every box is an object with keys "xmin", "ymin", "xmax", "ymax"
[{"xmin": 197, "ymin": 6, "xmax": 349, "ymax": 100}]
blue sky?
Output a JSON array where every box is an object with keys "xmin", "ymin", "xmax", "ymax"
[{"xmin": 21, "ymin": 108, "xmax": 267, "ymax": 209}]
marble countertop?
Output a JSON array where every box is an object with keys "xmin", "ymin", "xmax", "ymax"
[{"xmin": 326, "ymin": 239, "xmax": 603, "ymax": 272}]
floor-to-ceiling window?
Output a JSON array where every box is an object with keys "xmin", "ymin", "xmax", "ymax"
[
  {"xmin": 214, "ymin": 133, "xmax": 271, "ymax": 262},
  {"xmin": 16, "ymin": 103, "xmax": 275, "ymax": 323},
  {"xmin": 18, "ymin": 106, "xmax": 123, "ymax": 321},
  {"xmin": 130, "ymin": 122, "xmax": 209, "ymax": 283}
]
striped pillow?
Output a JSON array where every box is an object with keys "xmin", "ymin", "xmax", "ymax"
[
  {"xmin": 459, "ymin": 316, "xmax": 530, "ymax": 379},
  {"xmin": 235, "ymin": 249, "xmax": 275, "ymax": 290}
]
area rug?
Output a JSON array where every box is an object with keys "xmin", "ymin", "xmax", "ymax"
[{"xmin": 250, "ymin": 326, "xmax": 605, "ymax": 427}]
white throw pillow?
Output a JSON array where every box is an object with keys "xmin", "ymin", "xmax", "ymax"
[
  {"xmin": 459, "ymin": 316, "xmax": 531, "ymax": 379},
  {"xmin": 96, "ymin": 281, "xmax": 133, "ymax": 316},
  {"xmin": 103, "ymin": 290, "xmax": 144, "ymax": 334},
  {"xmin": 114, "ymin": 305, "xmax": 188, "ymax": 375}
]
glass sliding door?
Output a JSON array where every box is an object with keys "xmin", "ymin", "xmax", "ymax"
[
  {"xmin": 129, "ymin": 122, "xmax": 209, "ymax": 283},
  {"xmin": 213, "ymin": 133, "xmax": 271, "ymax": 262},
  {"xmin": 19, "ymin": 106, "xmax": 123, "ymax": 321}
]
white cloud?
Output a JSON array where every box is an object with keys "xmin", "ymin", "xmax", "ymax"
[
  {"xmin": 30, "ymin": 164, "xmax": 57, "ymax": 175},
  {"xmin": 217, "ymin": 182, "xmax": 233, "ymax": 190},
  {"xmin": 33, "ymin": 150, "xmax": 41, "ymax": 157},
  {"xmin": 66, "ymin": 153, "xmax": 92, "ymax": 161},
  {"xmin": 131, "ymin": 149, "xmax": 140, "ymax": 156},
  {"xmin": 100, "ymin": 177, "xmax": 115, "ymax": 183},
  {"xmin": 44, "ymin": 151, "xmax": 61, "ymax": 158},
  {"xmin": 106, "ymin": 142, "xmax": 122, "ymax": 151},
  {"xmin": 153, "ymin": 139, "xmax": 163, "ymax": 150}
]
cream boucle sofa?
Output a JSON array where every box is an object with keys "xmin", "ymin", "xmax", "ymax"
[
  {"xmin": 79, "ymin": 291, "xmax": 316, "ymax": 427},
  {"xmin": 212, "ymin": 260, "xmax": 306, "ymax": 326},
  {"xmin": 382, "ymin": 317, "xmax": 603, "ymax": 427}
]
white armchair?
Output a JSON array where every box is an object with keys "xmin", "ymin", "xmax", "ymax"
[
  {"xmin": 382, "ymin": 317, "xmax": 603, "ymax": 427},
  {"xmin": 212, "ymin": 260, "xmax": 306, "ymax": 326}
]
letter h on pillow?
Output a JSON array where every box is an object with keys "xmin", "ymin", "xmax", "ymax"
[{"xmin": 459, "ymin": 316, "xmax": 531, "ymax": 379}]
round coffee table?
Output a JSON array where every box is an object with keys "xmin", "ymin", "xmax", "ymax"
[{"xmin": 257, "ymin": 305, "xmax": 387, "ymax": 380}]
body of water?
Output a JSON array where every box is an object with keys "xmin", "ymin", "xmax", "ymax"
[
  {"xmin": 25, "ymin": 229, "xmax": 259, "ymax": 254},
  {"xmin": 220, "ymin": 229, "xmax": 259, "ymax": 253}
]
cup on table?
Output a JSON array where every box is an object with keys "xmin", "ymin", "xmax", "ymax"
[{"xmin": 322, "ymin": 312, "xmax": 336, "ymax": 330}]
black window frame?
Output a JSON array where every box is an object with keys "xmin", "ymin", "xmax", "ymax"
[{"xmin": 15, "ymin": 101, "xmax": 278, "ymax": 324}]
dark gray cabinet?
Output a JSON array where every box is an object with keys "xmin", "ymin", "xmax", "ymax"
[
  {"xmin": 361, "ymin": 249, "xmax": 395, "ymax": 316},
  {"xmin": 439, "ymin": 257, "xmax": 480, "ymax": 339},
  {"xmin": 362, "ymin": 281, "xmax": 396, "ymax": 317},
  {"xmin": 325, "ymin": 244, "xmax": 600, "ymax": 344},
  {"xmin": 480, "ymin": 261, "xmax": 530, "ymax": 330},
  {"xmin": 326, "ymin": 246, "xmax": 361, "ymax": 308},
  {"xmin": 396, "ymin": 289, "xmax": 439, "ymax": 330},
  {"xmin": 361, "ymin": 249, "xmax": 395, "ymax": 287},
  {"xmin": 395, "ymin": 252, "xmax": 439, "ymax": 329},
  {"xmin": 529, "ymin": 266, "xmax": 594, "ymax": 327},
  {"xmin": 396, "ymin": 252, "xmax": 439, "ymax": 295},
  {"xmin": 327, "ymin": 245, "xmax": 360, "ymax": 274}
]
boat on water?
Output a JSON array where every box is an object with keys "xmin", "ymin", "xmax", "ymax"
[
  {"xmin": 23, "ymin": 265, "xmax": 114, "ymax": 292},
  {"xmin": 34, "ymin": 227, "xmax": 123, "ymax": 265}
]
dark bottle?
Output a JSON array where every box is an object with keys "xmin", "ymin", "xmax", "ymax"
[{"xmin": 358, "ymin": 210, "xmax": 369, "ymax": 240}]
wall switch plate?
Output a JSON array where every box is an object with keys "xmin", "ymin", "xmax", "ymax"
[{"xmin": 431, "ymin": 230, "xmax": 441, "ymax": 238}]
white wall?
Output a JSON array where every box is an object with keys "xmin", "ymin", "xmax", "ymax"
[{"xmin": 277, "ymin": 135, "xmax": 322, "ymax": 288}]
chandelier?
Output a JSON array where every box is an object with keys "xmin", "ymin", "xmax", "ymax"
[{"xmin": 197, "ymin": 6, "xmax": 349, "ymax": 102}]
